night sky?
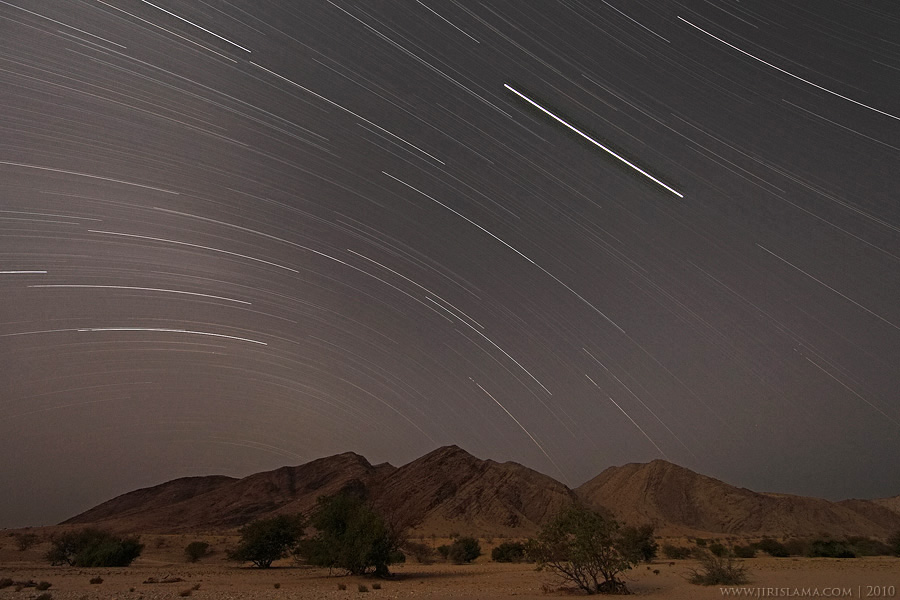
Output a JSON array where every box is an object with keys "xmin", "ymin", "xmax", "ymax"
[{"xmin": 2, "ymin": 0, "xmax": 899, "ymax": 529}]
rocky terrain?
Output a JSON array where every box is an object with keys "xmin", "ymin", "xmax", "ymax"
[{"xmin": 62, "ymin": 446, "xmax": 900, "ymax": 538}]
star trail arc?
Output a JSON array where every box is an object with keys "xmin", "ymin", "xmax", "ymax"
[{"xmin": 1, "ymin": 0, "xmax": 898, "ymax": 528}]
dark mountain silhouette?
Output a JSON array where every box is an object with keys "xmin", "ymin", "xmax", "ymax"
[
  {"xmin": 63, "ymin": 449, "xmax": 900, "ymax": 538},
  {"xmin": 64, "ymin": 452, "xmax": 390, "ymax": 531},
  {"xmin": 370, "ymin": 445, "xmax": 576, "ymax": 534},
  {"xmin": 575, "ymin": 459, "xmax": 900, "ymax": 537}
]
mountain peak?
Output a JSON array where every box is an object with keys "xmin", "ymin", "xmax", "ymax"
[{"xmin": 60, "ymin": 447, "xmax": 900, "ymax": 538}]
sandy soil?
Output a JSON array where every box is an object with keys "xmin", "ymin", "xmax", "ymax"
[{"xmin": 2, "ymin": 535, "xmax": 898, "ymax": 599}]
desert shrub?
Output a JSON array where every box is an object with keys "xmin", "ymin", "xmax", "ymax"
[
  {"xmin": 298, "ymin": 491, "xmax": 405, "ymax": 576},
  {"xmin": 358, "ymin": 583, "xmax": 369, "ymax": 592},
  {"xmin": 89, "ymin": 576, "xmax": 104, "ymax": 584},
  {"xmin": 783, "ymin": 538, "xmax": 808, "ymax": 556},
  {"xmin": 227, "ymin": 514, "xmax": 305, "ymax": 568},
  {"xmin": 185, "ymin": 541, "xmax": 210, "ymax": 563},
  {"xmin": 889, "ymin": 531, "xmax": 900, "ymax": 557},
  {"xmin": 846, "ymin": 536, "xmax": 891, "ymax": 556},
  {"xmin": 12, "ymin": 532, "xmax": 39, "ymax": 551},
  {"xmin": 337, "ymin": 583, "xmax": 347, "ymax": 590},
  {"xmin": 36, "ymin": 594, "xmax": 52, "ymax": 600},
  {"xmin": 436, "ymin": 544, "xmax": 450, "ymax": 559},
  {"xmin": 447, "ymin": 537, "xmax": 481, "ymax": 564},
  {"xmin": 46, "ymin": 528, "xmax": 143, "ymax": 567},
  {"xmin": 756, "ymin": 538, "xmax": 789, "ymax": 557},
  {"xmin": 732, "ymin": 545, "xmax": 756, "ymax": 558},
  {"xmin": 273, "ymin": 583, "xmax": 280, "ymax": 589},
  {"xmin": 661, "ymin": 544, "xmax": 693, "ymax": 560},
  {"xmin": 526, "ymin": 504, "xmax": 641, "ymax": 594},
  {"xmin": 620, "ymin": 524, "xmax": 658, "ymax": 562},
  {"xmin": 403, "ymin": 541, "xmax": 435, "ymax": 564},
  {"xmin": 688, "ymin": 553, "xmax": 749, "ymax": 585},
  {"xmin": 0, "ymin": 578, "xmax": 12, "ymax": 589},
  {"xmin": 694, "ymin": 538, "xmax": 707, "ymax": 547},
  {"xmin": 492, "ymin": 541, "xmax": 527, "ymax": 563},
  {"xmin": 178, "ymin": 589, "xmax": 192, "ymax": 597},
  {"xmin": 708, "ymin": 543, "xmax": 727, "ymax": 557},
  {"xmin": 372, "ymin": 582, "xmax": 382, "ymax": 589},
  {"xmin": 807, "ymin": 540, "xmax": 856, "ymax": 558},
  {"xmin": 36, "ymin": 581, "xmax": 52, "ymax": 590}
]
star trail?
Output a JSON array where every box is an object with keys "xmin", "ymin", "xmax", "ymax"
[{"xmin": 1, "ymin": 0, "xmax": 899, "ymax": 527}]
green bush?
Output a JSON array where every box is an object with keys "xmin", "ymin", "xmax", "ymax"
[
  {"xmin": 708, "ymin": 543, "xmax": 727, "ymax": 557},
  {"xmin": 403, "ymin": 541, "xmax": 435, "ymax": 564},
  {"xmin": 688, "ymin": 554, "xmax": 749, "ymax": 585},
  {"xmin": 845, "ymin": 536, "xmax": 891, "ymax": 556},
  {"xmin": 46, "ymin": 529, "xmax": 143, "ymax": 567},
  {"xmin": 807, "ymin": 540, "xmax": 856, "ymax": 558},
  {"xmin": 620, "ymin": 525, "xmax": 658, "ymax": 562},
  {"xmin": 12, "ymin": 532, "xmax": 39, "ymax": 551},
  {"xmin": 661, "ymin": 544, "xmax": 693, "ymax": 560},
  {"xmin": 227, "ymin": 514, "xmax": 305, "ymax": 568},
  {"xmin": 491, "ymin": 541, "xmax": 526, "ymax": 562},
  {"xmin": 888, "ymin": 531, "xmax": 900, "ymax": 557},
  {"xmin": 184, "ymin": 541, "xmax": 210, "ymax": 563},
  {"xmin": 756, "ymin": 538, "xmax": 789, "ymax": 557},
  {"xmin": 447, "ymin": 537, "xmax": 481, "ymax": 564},
  {"xmin": 526, "ymin": 504, "xmax": 640, "ymax": 594},
  {"xmin": 436, "ymin": 544, "xmax": 450, "ymax": 559},
  {"xmin": 732, "ymin": 545, "xmax": 756, "ymax": 558},
  {"xmin": 298, "ymin": 492, "xmax": 404, "ymax": 576},
  {"xmin": 783, "ymin": 539, "xmax": 808, "ymax": 556}
]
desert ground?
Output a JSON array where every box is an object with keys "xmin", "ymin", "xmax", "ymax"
[{"xmin": 2, "ymin": 534, "xmax": 898, "ymax": 600}]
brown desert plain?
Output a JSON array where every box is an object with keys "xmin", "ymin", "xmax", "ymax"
[{"xmin": 2, "ymin": 446, "xmax": 899, "ymax": 599}]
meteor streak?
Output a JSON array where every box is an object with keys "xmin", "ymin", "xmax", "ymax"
[{"xmin": 503, "ymin": 84, "xmax": 684, "ymax": 198}]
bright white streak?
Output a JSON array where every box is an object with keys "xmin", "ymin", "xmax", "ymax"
[
  {"xmin": 474, "ymin": 380, "xmax": 568, "ymax": 484},
  {"xmin": 415, "ymin": 0, "xmax": 480, "ymax": 43},
  {"xmin": 805, "ymin": 357, "xmax": 900, "ymax": 428},
  {"xmin": 96, "ymin": 0, "xmax": 237, "ymax": 62},
  {"xmin": 503, "ymin": 84, "xmax": 684, "ymax": 198},
  {"xmin": 137, "ymin": 0, "xmax": 251, "ymax": 53},
  {"xmin": 0, "ymin": 161, "xmax": 178, "ymax": 194},
  {"xmin": 0, "ymin": 0, "xmax": 125, "ymax": 47},
  {"xmin": 78, "ymin": 327, "xmax": 267, "ymax": 345},
  {"xmin": 678, "ymin": 17, "xmax": 900, "ymax": 123},
  {"xmin": 1, "ymin": 270, "xmax": 47, "ymax": 274},
  {"xmin": 459, "ymin": 318, "xmax": 551, "ymax": 395},
  {"xmin": 383, "ymin": 171, "xmax": 628, "ymax": 335},
  {"xmin": 583, "ymin": 347, "xmax": 692, "ymax": 456},
  {"xmin": 250, "ymin": 62, "xmax": 445, "ymax": 165},
  {"xmin": 348, "ymin": 249, "xmax": 484, "ymax": 329},
  {"xmin": 757, "ymin": 244, "xmax": 899, "ymax": 331},
  {"xmin": 586, "ymin": 374, "xmax": 668, "ymax": 458},
  {"xmin": 30, "ymin": 285, "xmax": 251, "ymax": 304},
  {"xmin": 89, "ymin": 230, "xmax": 299, "ymax": 273}
]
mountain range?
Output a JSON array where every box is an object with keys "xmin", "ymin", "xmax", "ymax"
[{"xmin": 63, "ymin": 446, "xmax": 900, "ymax": 539}]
